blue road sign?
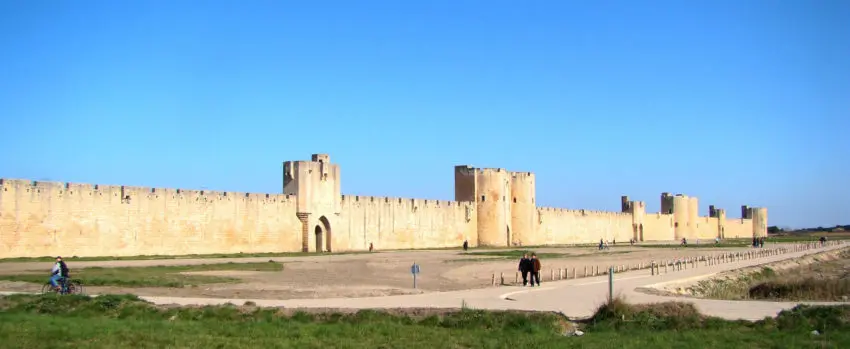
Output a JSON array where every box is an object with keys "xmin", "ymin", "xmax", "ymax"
[{"xmin": 411, "ymin": 262, "xmax": 421, "ymax": 289}]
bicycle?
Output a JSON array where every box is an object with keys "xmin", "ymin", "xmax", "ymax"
[{"xmin": 41, "ymin": 277, "xmax": 84, "ymax": 295}]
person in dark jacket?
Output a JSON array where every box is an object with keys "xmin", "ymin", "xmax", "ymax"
[
  {"xmin": 530, "ymin": 253, "xmax": 542, "ymax": 287},
  {"xmin": 518, "ymin": 253, "xmax": 532, "ymax": 286}
]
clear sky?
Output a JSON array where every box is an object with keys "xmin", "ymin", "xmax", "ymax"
[{"xmin": 1, "ymin": 1, "xmax": 847, "ymax": 228}]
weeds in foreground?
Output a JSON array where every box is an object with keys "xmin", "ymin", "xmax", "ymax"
[
  {"xmin": 590, "ymin": 295, "xmax": 850, "ymax": 335},
  {"xmin": 0, "ymin": 261, "xmax": 283, "ymax": 288},
  {"xmin": 690, "ymin": 251, "xmax": 850, "ymax": 302},
  {"xmin": 0, "ymin": 294, "xmax": 848, "ymax": 348}
]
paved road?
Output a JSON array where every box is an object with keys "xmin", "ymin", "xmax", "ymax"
[{"xmin": 3, "ymin": 242, "xmax": 846, "ymax": 321}]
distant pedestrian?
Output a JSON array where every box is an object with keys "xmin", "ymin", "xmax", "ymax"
[
  {"xmin": 518, "ymin": 253, "xmax": 532, "ymax": 286},
  {"xmin": 530, "ymin": 253, "xmax": 542, "ymax": 287},
  {"xmin": 369, "ymin": 242, "xmax": 374, "ymax": 252},
  {"xmin": 463, "ymin": 240, "xmax": 468, "ymax": 252}
]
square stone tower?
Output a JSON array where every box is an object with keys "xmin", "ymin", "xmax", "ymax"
[{"xmin": 283, "ymin": 154, "xmax": 341, "ymax": 252}]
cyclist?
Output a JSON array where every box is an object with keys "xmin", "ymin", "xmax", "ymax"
[{"xmin": 49, "ymin": 256, "xmax": 70, "ymax": 292}]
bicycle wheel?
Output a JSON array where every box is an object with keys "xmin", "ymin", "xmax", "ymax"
[
  {"xmin": 67, "ymin": 280, "xmax": 84, "ymax": 295},
  {"xmin": 41, "ymin": 283, "xmax": 58, "ymax": 294}
]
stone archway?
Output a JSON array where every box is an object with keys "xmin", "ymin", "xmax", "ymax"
[
  {"xmin": 314, "ymin": 225, "xmax": 323, "ymax": 252},
  {"xmin": 313, "ymin": 215, "xmax": 331, "ymax": 253}
]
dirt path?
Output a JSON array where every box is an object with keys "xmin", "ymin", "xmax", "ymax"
[{"xmin": 0, "ymin": 245, "xmax": 766, "ymax": 299}]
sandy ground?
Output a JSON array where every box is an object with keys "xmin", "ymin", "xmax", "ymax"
[{"xmin": 0, "ymin": 244, "xmax": 773, "ymax": 300}]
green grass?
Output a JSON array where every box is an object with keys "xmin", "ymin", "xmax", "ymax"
[
  {"xmin": 0, "ymin": 261, "xmax": 283, "ymax": 288},
  {"xmin": 0, "ymin": 251, "xmax": 368, "ymax": 263},
  {"xmin": 0, "ymin": 294, "xmax": 848, "ymax": 348}
]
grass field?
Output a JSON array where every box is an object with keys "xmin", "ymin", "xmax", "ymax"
[
  {"xmin": 0, "ymin": 294, "xmax": 846, "ymax": 348},
  {"xmin": 0, "ymin": 261, "xmax": 283, "ymax": 287}
]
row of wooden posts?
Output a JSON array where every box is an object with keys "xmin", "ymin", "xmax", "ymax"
[{"xmin": 491, "ymin": 240, "xmax": 846, "ymax": 286}]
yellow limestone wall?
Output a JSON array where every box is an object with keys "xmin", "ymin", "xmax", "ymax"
[
  {"xmin": 531, "ymin": 208, "xmax": 633, "ymax": 245},
  {"xmin": 724, "ymin": 218, "xmax": 753, "ymax": 239},
  {"xmin": 0, "ymin": 179, "xmax": 478, "ymax": 258},
  {"xmin": 334, "ymin": 195, "xmax": 477, "ymax": 251},
  {"xmin": 0, "ymin": 179, "xmax": 302, "ymax": 258},
  {"xmin": 0, "ymin": 155, "xmax": 767, "ymax": 258},
  {"xmin": 691, "ymin": 216, "xmax": 720, "ymax": 240},
  {"xmin": 642, "ymin": 213, "xmax": 675, "ymax": 241}
]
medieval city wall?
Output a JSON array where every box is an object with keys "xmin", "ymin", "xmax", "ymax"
[
  {"xmin": 334, "ymin": 195, "xmax": 477, "ymax": 251},
  {"xmin": 0, "ymin": 179, "xmax": 303, "ymax": 258},
  {"xmin": 0, "ymin": 170, "xmax": 764, "ymax": 257},
  {"xmin": 641, "ymin": 213, "xmax": 675, "ymax": 241},
  {"xmin": 691, "ymin": 216, "xmax": 720, "ymax": 240},
  {"xmin": 724, "ymin": 218, "xmax": 753, "ymax": 239},
  {"xmin": 532, "ymin": 207, "xmax": 633, "ymax": 245}
]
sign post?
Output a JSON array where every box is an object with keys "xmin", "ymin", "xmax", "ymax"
[
  {"xmin": 608, "ymin": 266, "xmax": 614, "ymax": 304},
  {"xmin": 411, "ymin": 262, "xmax": 421, "ymax": 289}
]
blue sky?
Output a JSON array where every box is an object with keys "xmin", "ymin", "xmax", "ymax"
[{"xmin": 1, "ymin": 1, "xmax": 847, "ymax": 228}]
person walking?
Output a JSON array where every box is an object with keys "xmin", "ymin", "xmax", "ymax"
[
  {"xmin": 530, "ymin": 253, "xmax": 542, "ymax": 287},
  {"xmin": 518, "ymin": 253, "xmax": 531, "ymax": 286}
]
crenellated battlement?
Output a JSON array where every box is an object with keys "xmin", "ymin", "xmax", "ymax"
[
  {"xmin": 0, "ymin": 178, "xmax": 297, "ymax": 204},
  {"xmin": 460, "ymin": 166, "xmax": 507, "ymax": 174},
  {"xmin": 340, "ymin": 195, "xmax": 465, "ymax": 208},
  {"xmin": 510, "ymin": 171, "xmax": 534, "ymax": 179},
  {"xmin": 537, "ymin": 206, "xmax": 632, "ymax": 217}
]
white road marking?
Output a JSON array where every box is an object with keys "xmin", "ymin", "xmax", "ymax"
[{"xmin": 499, "ymin": 287, "xmax": 555, "ymax": 299}]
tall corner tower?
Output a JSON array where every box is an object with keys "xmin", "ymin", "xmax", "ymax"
[
  {"xmin": 751, "ymin": 207, "xmax": 768, "ymax": 238},
  {"xmin": 510, "ymin": 171, "xmax": 536, "ymax": 246},
  {"xmin": 455, "ymin": 166, "xmax": 512, "ymax": 247},
  {"xmin": 668, "ymin": 194, "xmax": 691, "ymax": 240},
  {"xmin": 716, "ymin": 208, "xmax": 727, "ymax": 239}
]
